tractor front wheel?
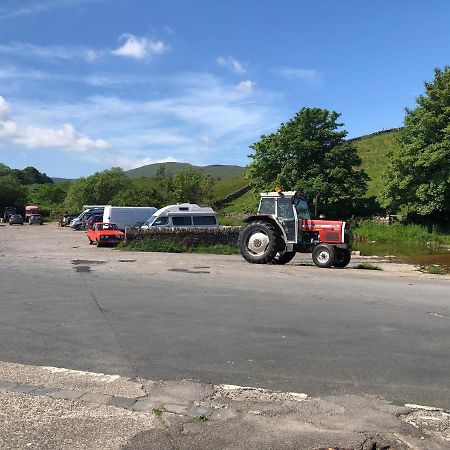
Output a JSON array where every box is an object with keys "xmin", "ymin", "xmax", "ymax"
[
  {"xmin": 312, "ymin": 244, "xmax": 336, "ymax": 268},
  {"xmin": 333, "ymin": 249, "xmax": 351, "ymax": 268},
  {"xmin": 239, "ymin": 221, "xmax": 280, "ymax": 264}
]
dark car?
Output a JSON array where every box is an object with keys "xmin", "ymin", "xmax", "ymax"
[
  {"xmin": 85, "ymin": 214, "xmax": 103, "ymax": 230},
  {"xmin": 9, "ymin": 214, "xmax": 24, "ymax": 225},
  {"xmin": 29, "ymin": 214, "xmax": 43, "ymax": 225}
]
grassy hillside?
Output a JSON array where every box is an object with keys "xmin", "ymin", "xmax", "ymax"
[
  {"xmin": 126, "ymin": 162, "xmax": 246, "ymax": 179},
  {"xmin": 351, "ymin": 129, "xmax": 401, "ymax": 198}
]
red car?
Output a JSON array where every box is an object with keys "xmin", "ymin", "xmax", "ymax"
[{"xmin": 86, "ymin": 222, "xmax": 125, "ymax": 247}]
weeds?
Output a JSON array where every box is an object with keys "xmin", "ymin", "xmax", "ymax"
[
  {"xmin": 119, "ymin": 239, "xmax": 239, "ymax": 255},
  {"xmin": 195, "ymin": 415, "xmax": 209, "ymax": 422},
  {"xmin": 152, "ymin": 407, "xmax": 165, "ymax": 416},
  {"xmin": 354, "ymin": 263, "xmax": 383, "ymax": 271},
  {"xmin": 422, "ymin": 265, "xmax": 447, "ymax": 275}
]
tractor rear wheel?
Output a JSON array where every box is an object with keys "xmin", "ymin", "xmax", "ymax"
[
  {"xmin": 239, "ymin": 221, "xmax": 280, "ymax": 264},
  {"xmin": 312, "ymin": 244, "xmax": 336, "ymax": 268},
  {"xmin": 271, "ymin": 251, "xmax": 296, "ymax": 265},
  {"xmin": 333, "ymin": 249, "xmax": 351, "ymax": 268}
]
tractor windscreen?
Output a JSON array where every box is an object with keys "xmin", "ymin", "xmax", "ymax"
[{"xmin": 294, "ymin": 198, "xmax": 311, "ymax": 220}]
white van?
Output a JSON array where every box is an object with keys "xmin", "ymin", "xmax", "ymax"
[
  {"xmin": 103, "ymin": 206, "xmax": 158, "ymax": 231},
  {"xmin": 141, "ymin": 204, "xmax": 218, "ymax": 229}
]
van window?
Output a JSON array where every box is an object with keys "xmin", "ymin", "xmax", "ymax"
[
  {"xmin": 151, "ymin": 216, "xmax": 169, "ymax": 226},
  {"xmin": 172, "ymin": 216, "xmax": 192, "ymax": 226},
  {"xmin": 192, "ymin": 216, "xmax": 217, "ymax": 226}
]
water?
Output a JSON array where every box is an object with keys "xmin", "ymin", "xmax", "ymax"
[{"xmin": 354, "ymin": 241, "xmax": 450, "ymax": 272}]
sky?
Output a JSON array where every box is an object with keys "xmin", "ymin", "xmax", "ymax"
[{"xmin": 0, "ymin": 0, "xmax": 449, "ymax": 178}]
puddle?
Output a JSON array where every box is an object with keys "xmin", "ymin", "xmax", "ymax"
[
  {"xmin": 354, "ymin": 242, "xmax": 450, "ymax": 272},
  {"xmin": 71, "ymin": 259, "xmax": 106, "ymax": 265},
  {"xmin": 75, "ymin": 266, "xmax": 91, "ymax": 273},
  {"xmin": 168, "ymin": 268, "xmax": 210, "ymax": 274}
]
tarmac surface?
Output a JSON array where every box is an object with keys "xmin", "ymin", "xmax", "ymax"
[{"xmin": 0, "ymin": 223, "xmax": 449, "ymax": 448}]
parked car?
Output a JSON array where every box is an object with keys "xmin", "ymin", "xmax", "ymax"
[
  {"xmin": 85, "ymin": 214, "xmax": 104, "ymax": 230},
  {"xmin": 70, "ymin": 208, "xmax": 104, "ymax": 230},
  {"xmin": 140, "ymin": 204, "xmax": 218, "ymax": 229},
  {"xmin": 29, "ymin": 214, "xmax": 43, "ymax": 225},
  {"xmin": 86, "ymin": 222, "xmax": 124, "ymax": 247},
  {"xmin": 9, "ymin": 214, "xmax": 24, "ymax": 225}
]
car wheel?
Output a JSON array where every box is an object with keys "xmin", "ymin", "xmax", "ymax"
[{"xmin": 312, "ymin": 244, "xmax": 336, "ymax": 268}]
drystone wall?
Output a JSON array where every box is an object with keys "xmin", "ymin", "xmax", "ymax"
[{"xmin": 125, "ymin": 226, "xmax": 242, "ymax": 247}]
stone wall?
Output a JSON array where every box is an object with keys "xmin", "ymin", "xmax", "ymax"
[{"xmin": 125, "ymin": 226, "xmax": 242, "ymax": 247}]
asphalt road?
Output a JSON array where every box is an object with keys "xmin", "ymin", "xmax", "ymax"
[{"xmin": 1, "ymin": 224, "xmax": 449, "ymax": 408}]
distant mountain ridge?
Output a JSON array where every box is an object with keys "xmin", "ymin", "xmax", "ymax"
[{"xmin": 125, "ymin": 162, "xmax": 246, "ymax": 179}]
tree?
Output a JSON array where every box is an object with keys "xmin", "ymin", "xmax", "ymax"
[
  {"xmin": 64, "ymin": 168, "xmax": 129, "ymax": 212},
  {"xmin": 0, "ymin": 175, "xmax": 27, "ymax": 213},
  {"xmin": 381, "ymin": 67, "xmax": 450, "ymax": 221},
  {"xmin": 28, "ymin": 182, "xmax": 69, "ymax": 207},
  {"xmin": 246, "ymin": 108, "xmax": 368, "ymax": 217},
  {"xmin": 111, "ymin": 185, "xmax": 164, "ymax": 208},
  {"xmin": 170, "ymin": 167, "xmax": 215, "ymax": 204}
]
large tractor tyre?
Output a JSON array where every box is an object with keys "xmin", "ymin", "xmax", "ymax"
[
  {"xmin": 239, "ymin": 221, "xmax": 281, "ymax": 264},
  {"xmin": 333, "ymin": 249, "xmax": 351, "ymax": 268},
  {"xmin": 271, "ymin": 251, "xmax": 296, "ymax": 265},
  {"xmin": 312, "ymin": 244, "xmax": 336, "ymax": 268}
]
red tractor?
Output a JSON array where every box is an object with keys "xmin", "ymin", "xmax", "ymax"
[{"xmin": 239, "ymin": 190, "xmax": 352, "ymax": 268}]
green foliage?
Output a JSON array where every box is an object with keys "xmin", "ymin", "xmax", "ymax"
[
  {"xmin": 354, "ymin": 221, "xmax": 450, "ymax": 246},
  {"xmin": 0, "ymin": 163, "xmax": 53, "ymax": 185},
  {"xmin": 381, "ymin": 67, "xmax": 450, "ymax": 220},
  {"xmin": 247, "ymin": 108, "xmax": 368, "ymax": 217},
  {"xmin": 195, "ymin": 415, "xmax": 209, "ymax": 422},
  {"xmin": 170, "ymin": 167, "xmax": 215, "ymax": 204},
  {"xmin": 27, "ymin": 183, "xmax": 70, "ymax": 209},
  {"xmin": 354, "ymin": 263, "xmax": 383, "ymax": 271},
  {"xmin": 111, "ymin": 184, "xmax": 164, "ymax": 208},
  {"xmin": 120, "ymin": 239, "xmax": 238, "ymax": 255},
  {"xmin": 0, "ymin": 175, "xmax": 28, "ymax": 212},
  {"xmin": 423, "ymin": 265, "xmax": 447, "ymax": 275},
  {"xmin": 64, "ymin": 167, "xmax": 129, "ymax": 212}
]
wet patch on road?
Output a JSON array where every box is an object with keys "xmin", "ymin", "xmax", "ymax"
[
  {"xmin": 75, "ymin": 266, "xmax": 91, "ymax": 273},
  {"xmin": 118, "ymin": 259, "xmax": 136, "ymax": 263},
  {"xmin": 71, "ymin": 260, "xmax": 106, "ymax": 265},
  {"xmin": 168, "ymin": 268, "xmax": 210, "ymax": 274}
]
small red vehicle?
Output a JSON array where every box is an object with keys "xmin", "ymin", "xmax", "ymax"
[{"xmin": 86, "ymin": 222, "xmax": 125, "ymax": 247}]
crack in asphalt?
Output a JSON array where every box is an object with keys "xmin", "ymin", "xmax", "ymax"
[{"xmin": 90, "ymin": 293, "xmax": 141, "ymax": 381}]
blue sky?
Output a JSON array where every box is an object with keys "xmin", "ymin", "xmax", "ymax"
[{"xmin": 0, "ymin": 0, "xmax": 449, "ymax": 178}]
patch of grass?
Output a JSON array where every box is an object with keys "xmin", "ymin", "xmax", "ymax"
[
  {"xmin": 423, "ymin": 265, "xmax": 447, "ymax": 275},
  {"xmin": 190, "ymin": 244, "xmax": 239, "ymax": 255},
  {"xmin": 119, "ymin": 239, "xmax": 184, "ymax": 253},
  {"xmin": 354, "ymin": 263, "xmax": 383, "ymax": 271},
  {"xmin": 152, "ymin": 407, "xmax": 165, "ymax": 416},
  {"xmin": 354, "ymin": 221, "xmax": 450, "ymax": 246},
  {"xmin": 195, "ymin": 415, "xmax": 209, "ymax": 422},
  {"xmin": 119, "ymin": 239, "xmax": 238, "ymax": 255}
]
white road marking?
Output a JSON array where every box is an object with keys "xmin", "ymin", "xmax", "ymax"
[{"xmin": 42, "ymin": 366, "xmax": 122, "ymax": 382}]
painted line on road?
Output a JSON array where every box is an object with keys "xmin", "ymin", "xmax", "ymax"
[{"xmin": 41, "ymin": 365, "xmax": 122, "ymax": 382}]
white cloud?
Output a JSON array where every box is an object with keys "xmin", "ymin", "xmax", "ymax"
[
  {"xmin": 111, "ymin": 34, "xmax": 168, "ymax": 60},
  {"xmin": 0, "ymin": 41, "xmax": 91, "ymax": 61},
  {"xmin": 235, "ymin": 80, "xmax": 255, "ymax": 93},
  {"xmin": 106, "ymin": 155, "xmax": 180, "ymax": 170},
  {"xmin": 0, "ymin": 96, "xmax": 110, "ymax": 151},
  {"xmin": 274, "ymin": 67, "xmax": 323, "ymax": 84},
  {"xmin": 0, "ymin": 0, "xmax": 105, "ymax": 20},
  {"xmin": 216, "ymin": 56, "xmax": 246, "ymax": 74}
]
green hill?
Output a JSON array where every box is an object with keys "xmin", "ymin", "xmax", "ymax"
[
  {"xmin": 125, "ymin": 162, "xmax": 246, "ymax": 179},
  {"xmin": 351, "ymin": 129, "xmax": 401, "ymax": 198}
]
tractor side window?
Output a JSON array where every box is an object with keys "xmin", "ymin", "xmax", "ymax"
[
  {"xmin": 259, "ymin": 198, "xmax": 276, "ymax": 215},
  {"xmin": 277, "ymin": 198, "xmax": 295, "ymax": 219},
  {"xmin": 295, "ymin": 199, "xmax": 311, "ymax": 220}
]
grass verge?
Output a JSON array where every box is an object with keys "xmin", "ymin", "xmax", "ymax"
[
  {"xmin": 354, "ymin": 263, "xmax": 383, "ymax": 271},
  {"xmin": 354, "ymin": 221, "xmax": 450, "ymax": 246},
  {"xmin": 119, "ymin": 239, "xmax": 239, "ymax": 255},
  {"xmin": 421, "ymin": 265, "xmax": 448, "ymax": 275}
]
